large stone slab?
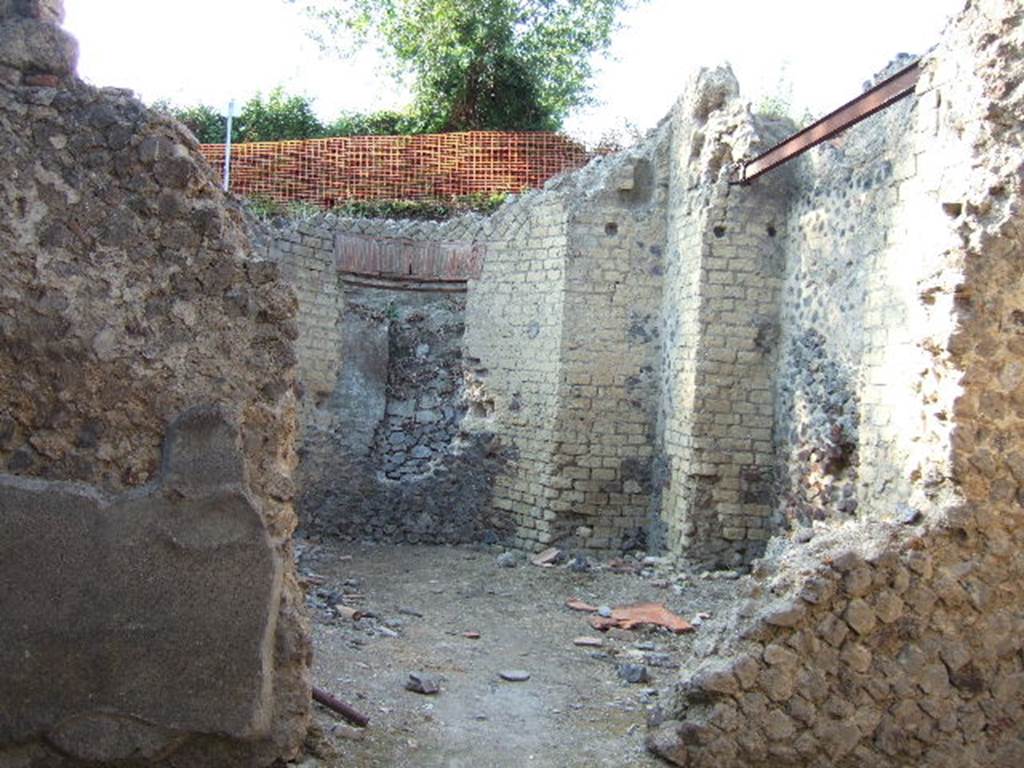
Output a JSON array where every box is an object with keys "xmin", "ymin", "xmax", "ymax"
[{"xmin": 0, "ymin": 406, "xmax": 281, "ymax": 762}]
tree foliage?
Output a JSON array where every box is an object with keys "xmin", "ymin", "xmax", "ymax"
[
  {"xmin": 155, "ymin": 89, "xmax": 426, "ymax": 143},
  {"xmin": 153, "ymin": 101, "xmax": 224, "ymax": 143},
  {"xmin": 292, "ymin": 0, "xmax": 640, "ymax": 131},
  {"xmin": 323, "ymin": 108, "xmax": 427, "ymax": 136},
  {"xmin": 234, "ymin": 87, "xmax": 324, "ymax": 141}
]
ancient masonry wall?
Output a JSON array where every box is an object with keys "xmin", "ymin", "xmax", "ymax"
[
  {"xmin": 0, "ymin": 2, "xmax": 310, "ymax": 765},
  {"xmin": 463, "ymin": 192, "xmax": 571, "ymax": 549},
  {"xmin": 551, "ymin": 130, "xmax": 669, "ymax": 552},
  {"xmin": 658, "ymin": 74, "xmax": 791, "ymax": 567},
  {"xmin": 648, "ymin": 2, "xmax": 1024, "ymax": 765},
  {"xmin": 255, "ymin": 215, "xmax": 508, "ymax": 544},
  {"xmin": 775, "ymin": 66, "xmax": 917, "ymax": 528},
  {"xmin": 262, "ymin": 129, "xmax": 678, "ymax": 552},
  {"xmin": 261, "ymin": 1, "xmax": 1023, "ymax": 597},
  {"xmin": 263, "ymin": 70, "xmax": 904, "ymax": 562},
  {"xmin": 250, "ymin": 218, "xmax": 342, "ymax": 436}
]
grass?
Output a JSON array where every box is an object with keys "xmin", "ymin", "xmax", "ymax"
[{"xmin": 244, "ymin": 192, "xmax": 509, "ymax": 222}]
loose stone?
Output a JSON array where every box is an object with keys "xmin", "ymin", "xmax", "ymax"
[
  {"xmin": 406, "ymin": 672, "xmax": 441, "ymax": 695},
  {"xmin": 499, "ymin": 670, "xmax": 531, "ymax": 682},
  {"xmin": 618, "ymin": 664, "xmax": 650, "ymax": 684}
]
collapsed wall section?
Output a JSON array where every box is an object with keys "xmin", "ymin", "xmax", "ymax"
[{"xmin": 257, "ymin": 214, "xmax": 511, "ymax": 544}]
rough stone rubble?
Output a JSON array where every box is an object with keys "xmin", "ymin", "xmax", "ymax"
[{"xmin": 0, "ymin": 1, "xmax": 310, "ymax": 764}]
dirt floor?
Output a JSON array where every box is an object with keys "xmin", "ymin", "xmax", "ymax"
[{"xmin": 291, "ymin": 539, "xmax": 741, "ymax": 768}]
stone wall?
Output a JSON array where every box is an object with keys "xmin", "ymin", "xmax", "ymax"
[
  {"xmin": 0, "ymin": 3, "xmax": 309, "ymax": 764},
  {"xmin": 256, "ymin": 0, "xmax": 1022, "ymax": 592},
  {"xmin": 459, "ymin": 190, "xmax": 571, "ymax": 549},
  {"xmin": 648, "ymin": 1, "xmax": 1024, "ymax": 764},
  {"xmin": 552, "ymin": 128, "xmax": 669, "ymax": 552},
  {"xmin": 261, "ymin": 131, "xmax": 679, "ymax": 553},
  {"xmin": 302, "ymin": 283, "xmax": 511, "ymax": 544},
  {"xmin": 260, "ymin": 64, "xmax": 932, "ymax": 564},
  {"xmin": 775, "ymin": 74, "xmax": 916, "ymax": 528},
  {"xmin": 254, "ymin": 215, "xmax": 513, "ymax": 544},
  {"xmin": 251, "ymin": 217, "xmax": 343, "ymax": 437},
  {"xmin": 467, "ymin": 129, "xmax": 673, "ymax": 553},
  {"xmin": 657, "ymin": 75, "xmax": 791, "ymax": 567}
]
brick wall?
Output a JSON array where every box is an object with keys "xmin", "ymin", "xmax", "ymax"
[
  {"xmin": 655, "ymin": 69, "xmax": 791, "ymax": 568},
  {"xmin": 551, "ymin": 138, "xmax": 669, "ymax": 552},
  {"xmin": 201, "ymin": 131, "xmax": 590, "ymax": 207},
  {"xmin": 250, "ymin": 219, "xmax": 343, "ymax": 436},
  {"xmin": 463, "ymin": 192, "xmax": 570, "ymax": 549}
]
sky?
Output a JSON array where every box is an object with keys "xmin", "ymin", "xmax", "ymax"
[{"xmin": 65, "ymin": 0, "xmax": 966, "ymax": 146}]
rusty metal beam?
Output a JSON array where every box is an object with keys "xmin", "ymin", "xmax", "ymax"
[
  {"xmin": 732, "ymin": 60, "xmax": 921, "ymax": 184},
  {"xmin": 313, "ymin": 685, "xmax": 370, "ymax": 727}
]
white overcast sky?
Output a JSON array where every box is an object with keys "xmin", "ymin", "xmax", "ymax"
[{"xmin": 65, "ymin": 0, "xmax": 965, "ymax": 144}]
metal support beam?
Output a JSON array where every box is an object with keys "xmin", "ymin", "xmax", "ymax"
[{"xmin": 732, "ymin": 60, "xmax": 921, "ymax": 184}]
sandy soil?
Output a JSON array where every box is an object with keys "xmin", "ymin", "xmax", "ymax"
[{"xmin": 291, "ymin": 540, "xmax": 739, "ymax": 768}]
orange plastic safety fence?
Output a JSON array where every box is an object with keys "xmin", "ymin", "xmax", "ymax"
[{"xmin": 198, "ymin": 131, "xmax": 591, "ymax": 207}]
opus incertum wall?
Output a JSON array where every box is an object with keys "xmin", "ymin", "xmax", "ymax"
[{"xmin": 0, "ymin": 2, "xmax": 310, "ymax": 764}]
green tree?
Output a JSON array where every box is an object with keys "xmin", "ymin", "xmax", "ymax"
[
  {"xmin": 235, "ymin": 87, "xmax": 325, "ymax": 142},
  {"xmin": 153, "ymin": 101, "xmax": 225, "ymax": 143},
  {"xmin": 156, "ymin": 92, "xmax": 441, "ymax": 142},
  {"xmin": 323, "ymin": 108, "xmax": 427, "ymax": 136},
  {"xmin": 157, "ymin": 89, "xmax": 331, "ymax": 143},
  {"xmin": 291, "ymin": 0, "xmax": 641, "ymax": 131}
]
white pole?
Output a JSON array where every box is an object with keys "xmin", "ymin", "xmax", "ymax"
[{"xmin": 223, "ymin": 98, "xmax": 235, "ymax": 193}]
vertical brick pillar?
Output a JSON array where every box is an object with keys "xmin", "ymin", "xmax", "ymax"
[{"xmin": 660, "ymin": 72, "xmax": 788, "ymax": 566}]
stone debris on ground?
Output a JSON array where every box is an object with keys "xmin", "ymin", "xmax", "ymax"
[
  {"xmin": 565, "ymin": 597, "xmax": 599, "ymax": 612},
  {"xmin": 530, "ymin": 547, "xmax": 565, "ymax": 566},
  {"xmin": 300, "ymin": 541, "xmax": 732, "ymax": 766},
  {"xmin": 405, "ymin": 672, "xmax": 441, "ymax": 695},
  {"xmin": 689, "ymin": 611, "xmax": 711, "ymax": 627},
  {"xmin": 496, "ymin": 551, "xmax": 519, "ymax": 568},
  {"xmin": 334, "ymin": 606, "xmax": 362, "ymax": 621},
  {"xmin": 617, "ymin": 664, "xmax": 650, "ymax": 684},
  {"xmin": 498, "ymin": 670, "xmax": 531, "ymax": 682},
  {"xmin": 568, "ymin": 555, "xmax": 591, "ymax": 572}
]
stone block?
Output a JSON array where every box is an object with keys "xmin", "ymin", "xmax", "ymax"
[
  {"xmin": 0, "ymin": 17, "xmax": 76, "ymax": 75},
  {"xmin": 0, "ymin": 408, "xmax": 280, "ymax": 761}
]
